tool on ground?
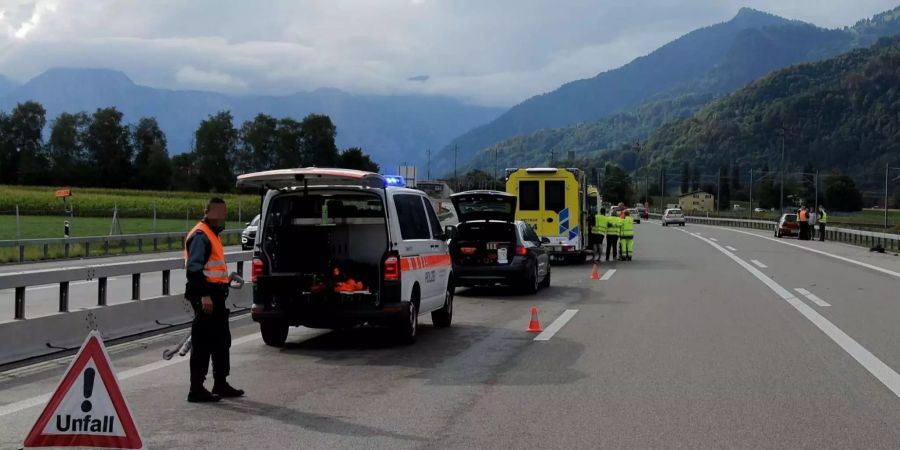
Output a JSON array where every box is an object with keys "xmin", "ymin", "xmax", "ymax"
[
  {"xmin": 162, "ymin": 333, "xmax": 192, "ymax": 360},
  {"xmin": 527, "ymin": 307, "xmax": 543, "ymax": 332}
]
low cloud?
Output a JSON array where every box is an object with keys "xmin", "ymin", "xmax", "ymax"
[{"xmin": 175, "ymin": 66, "xmax": 248, "ymax": 90}]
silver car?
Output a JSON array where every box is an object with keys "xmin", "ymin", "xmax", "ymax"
[
  {"xmin": 662, "ymin": 208, "xmax": 685, "ymax": 226},
  {"xmin": 241, "ymin": 214, "xmax": 260, "ymax": 250}
]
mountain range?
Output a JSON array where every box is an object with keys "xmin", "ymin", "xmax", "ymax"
[
  {"xmin": 0, "ymin": 68, "xmax": 503, "ymax": 170},
  {"xmin": 443, "ymin": 6, "xmax": 900, "ymax": 174}
]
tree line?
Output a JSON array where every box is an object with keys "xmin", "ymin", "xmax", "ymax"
[{"xmin": 0, "ymin": 101, "xmax": 380, "ymax": 192}]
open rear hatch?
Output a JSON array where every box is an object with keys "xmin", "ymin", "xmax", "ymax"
[
  {"xmin": 255, "ymin": 189, "xmax": 389, "ymax": 303},
  {"xmin": 450, "ymin": 191, "xmax": 518, "ymax": 266}
]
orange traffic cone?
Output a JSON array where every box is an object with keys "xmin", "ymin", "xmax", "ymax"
[
  {"xmin": 527, "ymin": 307, "xmax": 543, "ymax": 332},
  {"xmin": 590, "ymin": 264, "xmax": 600, "ymax": 280}
]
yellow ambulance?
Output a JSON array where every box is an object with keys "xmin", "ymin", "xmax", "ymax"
[{"xmin": 505, "ymin": 168, "xmax": 589, "ymax": 263}]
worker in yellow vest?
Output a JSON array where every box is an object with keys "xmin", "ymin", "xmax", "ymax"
[
  {"xmin": 818, "ymin": 206, "xmax": 828, "ymax": 241},
  {"xmin": 605, "ymin": 211, "xmax": 621, "ymax": 262},
  {"xmin": 590, "ymin": 208, "xmax": 608, "ymax": 263},
  {"xmin": 184, "ymin": 197, "xmax": 244, "ymax": 403},
  {"xmin": 619, "ymin": 210, "xmax": 635, "ymax": 261}
]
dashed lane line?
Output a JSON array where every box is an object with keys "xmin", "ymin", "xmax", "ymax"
[
  {"xmin": 726, "ymin": 246, "xmax": 737, "ymax": 251},
  {"xmin": 534, "ymin": 310, "xmax": 579, "ymax": 341},
  {"xmin": 698, "ymin": 225, "xmax": 900, "ymax": 280},
  {"xmin": 795, "ymin": 288, "xmax": 831, "ymax": 307},
  {"xmin": 750, "ymin": 260, "xmax": 768, "ymax": 269},
  {"xmin": 680, "ymin": 228, "xmax": 900, "ymax": 399},
  {"xmin": 600, "ymin": 269, "xmax": 616, "ymax": 281}
]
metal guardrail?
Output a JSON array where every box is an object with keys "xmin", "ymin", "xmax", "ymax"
[
  {"xmin": 650, "ymin": 213, "xmax": 900, "ymax": 251},
  {"xmin": 0, "ymin": 251, "xmax": 253, "ymax": 320},
  {"xmin": 0, "ymin": 229, "xmax": 243, "ymax": 263}
]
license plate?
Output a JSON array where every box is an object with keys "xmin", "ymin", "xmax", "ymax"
[{"xmin": 497, "ymin": 247, "xmax": 508, "ymax": 264}]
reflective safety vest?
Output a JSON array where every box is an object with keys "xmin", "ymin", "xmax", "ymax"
[
  {"xmin": 621, "ymin": 216, "xmax": 634, "ymax": 237},
  {"xmin": 184, "ymin": 221, "xmax": 229, "ymax": 284},
  {"xmin": 799, "ymin": 210, "xmax": 808, "ymax": 222},
  {"xmin": 606, "ymin": 216, "xmax": 621, "ymax": 236},
  {"xmin": 819, "ymin": 210, "xmax": 827, "ymax": 224},
  {"xmin": 592, "ymin": 214, "xmax": 608, "ymax": 235}
]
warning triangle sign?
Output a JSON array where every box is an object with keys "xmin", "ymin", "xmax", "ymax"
[{"xmin": 23, "ymin": 331, "xmax": 144, "ymax": 449}]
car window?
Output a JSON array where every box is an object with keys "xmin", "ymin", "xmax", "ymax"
[
  {"xmin": 545, "ymin": 180, "xmax": 565, "ymax": 213},
  {"xmin": 519, "ymin": 181, "xmax": 539, "ymax": 211},
  {"xmin": 526, "ymin": 226, "xmax": 541, "ymax": 243},
  {"xmin": 394, "ymin": 194, "xmax": 431, "ymax": 240},
  {"xmin": 421, "ymin": 196, "xmax": 443, "ymax": 239}
]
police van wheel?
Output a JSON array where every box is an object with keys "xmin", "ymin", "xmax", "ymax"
[
  {"xmin": 396, "ymin": 300, "xmax": 418, "ymax": 345},
  {"xmin": 260, "ymin": 321, "xmax": 289, "ymax": 347},
  {"xmin": 432, "ymin": 283, "xmax": 454, "ymax": 328}
]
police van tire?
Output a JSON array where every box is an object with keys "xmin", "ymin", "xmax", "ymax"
[
  {"xmin": 260, "ymin": 321, "xmax": 289, "ymax": 347},
  {"xmin": 396, "ymin": 296, "xmax": 418, "ymax": 345},
  {"xmin": 539, "ymin": 266, "xmax": 551, "ymax": 289},
  {"xmin": 431, "ymin": 282, "xmax": 454, "ymax": 328}
]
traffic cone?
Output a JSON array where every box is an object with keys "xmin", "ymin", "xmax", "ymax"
[
  {"xmin": 590, "ymin": 264, "xmax": 600, "ymax": 280},
  {"xmin": 527, "ymin": 307, "xmax": 543, "ymax": 332}
]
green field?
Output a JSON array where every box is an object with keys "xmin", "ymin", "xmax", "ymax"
[
  {"xmin": 0, "ymin": 215, "xmax": 247, "ymax": 240},
  {"xmin": 0, "ymin": 185, "xmax": 260, "ymax": 220}
]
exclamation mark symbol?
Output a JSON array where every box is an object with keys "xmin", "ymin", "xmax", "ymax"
[{"xmin": 81, "ymin": 368, "xmax": 95, "ymax": 413}]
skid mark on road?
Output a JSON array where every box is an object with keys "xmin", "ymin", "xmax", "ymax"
[{"xmin": 680, "ymin": 228, "xmax": 900, "ymax": 399}]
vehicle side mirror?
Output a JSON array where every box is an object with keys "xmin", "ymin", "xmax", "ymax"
[
  {"xmin": 245, "ymin": 222, "xmax": 251, "ymax": 227},
  {"xmin": 443, "ymin": 225, "xmax": 458, "ymax": 240},
  {"xmin": 540, "ymin": 237, "xmax": 551, "ymax": 244}
]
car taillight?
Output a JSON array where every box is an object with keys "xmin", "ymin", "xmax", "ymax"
[
  {"xmin": 460, "ymin": 247, "xmax": 477, "ymax": 255},
  {"xmin": 251, "ymin": 258, "xmax": 265, "ymax": 282},
  {"xmin": 384, "ymin": 255, "xmax": 400, "ymax": 281},
  {"xmin": 515, "ymin": 246, "xmax": 528, "ymax": 256},
  {"xmin": 561, "ymin": 245, "xmax": 574, "ymax": 252}
]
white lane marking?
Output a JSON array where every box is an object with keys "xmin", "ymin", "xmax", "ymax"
[
  {"xmin": 599, "ymin": 269, "xmax": 616, "ymax": 281},
  {"xmin": 687, "ymin": 233, "xmax": 900, "ymax": 399},
  {"xmin": 795, "ymin": 288, "xmax": 831, "ymax": 307},
  {"xmin": 709, "ymin": 237, "xmax": 718, "ymax": 242},
  {"xmin": 726, "ymin": 246, "xmax": 737, "ymax": 251},
  {"xmin": 534, "ymin": 309, "xmax": 579, "ymax": 341},
  {"xmin": 0, "ymin": 333, "xmax": 261, "ymax": 417},
  {"xmin": 708, "ymin": 226, "xmax": 900, "ymax": 279},
  {"xmin": 751, "ymin": 259, "xmax": 768, "ymax": 269}
]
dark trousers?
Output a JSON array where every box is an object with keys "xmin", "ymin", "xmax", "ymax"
[
  {"xmin": 606, "ymin": 235, "xmax": 619, "ymax": 261},
  {"xmin": 799, "ymin": 222, "xmax": 809, "ymax": 240},
  {"xmin": 819, "ymin": 223, "xmax": 826, "ymax": 241},
  {"xmin": 189, "ymin": 292, "xmax": 231, "ymax": 389}
]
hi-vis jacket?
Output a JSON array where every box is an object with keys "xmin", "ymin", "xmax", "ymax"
[
  {"xmin": 591, "ymin": 214, "xmax": 608, "ymax": 235},
  {"xmin": 621, "ymin": 216, "xmax": 634, "ymax": 238},
  {"xmin": 184, "ymin": 221, "xmax": 229, "ymax": 299},
  {"xmin": 606, "ymin": 216, "xmax": 622, "ymax": 236}
]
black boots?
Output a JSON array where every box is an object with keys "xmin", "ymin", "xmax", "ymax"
[
  {"xmin": 188, "ymin": 386, "xmax": 221, "ymax": 403},
  {"xmin": 212, "ymin": 382, "xmax": 245, "ymax": 398}
]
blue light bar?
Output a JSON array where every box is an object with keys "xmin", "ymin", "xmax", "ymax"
[{"xmin": 384, "ymin": 175, "xmax": 406, "ymax": 187}]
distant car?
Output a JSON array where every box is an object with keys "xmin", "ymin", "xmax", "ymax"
[
  {"xmin": 753, "ymin": 207, "xmax": 766, "ymax": 213},
  {"xmin": 241, "ymin": 214, "xmax": 260, "ymax": 250},
  {"xmin": 448, "ymin": 190, "xmax": 551, "ymax": 293},
  {"xmin": 775, "ymin": 213, "xmax": 799, "ymax": 238},
  {"xmin": 627, "ymin": 208, "xmax": 641, "ymax": 224},
  {"xmin": 637, "ymin": 207, "xmax": 649, "ymax": 219},
  {"xmin": 662, "ymin": 208, "xmax": 685, "ymax": 226}
]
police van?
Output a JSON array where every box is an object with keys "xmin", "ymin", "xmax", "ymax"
[
  {"xmin": 237, "ymin": 168, "xmax": 453, "ymax": 346},
  {"xmin": 505, "ymin": 167, "xmax": 589, "ymax": 263}
]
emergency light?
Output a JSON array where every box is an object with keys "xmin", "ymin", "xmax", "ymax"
[{"xmin": 383, "ymin": 175, "xmax": 406, "ymax": 187}]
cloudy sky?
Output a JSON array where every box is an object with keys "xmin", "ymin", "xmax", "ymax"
[{"xmin": 0, "ymin": 0, "xmax": 898, "ymax": 106}]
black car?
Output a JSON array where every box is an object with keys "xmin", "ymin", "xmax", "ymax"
[
  {"xmin": 448, "ymin": 191, "xmax": 550, "ymax": 293},
  {"xmin": 241, "ymin": 214, "xmax": 260, "ymax": 250}
]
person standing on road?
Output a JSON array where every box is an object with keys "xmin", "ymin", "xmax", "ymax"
[
  {"xmin": 606, "ymin": 211, "xmax": 621, "ymax": 262},
  {"xmin": 184, "ymin": 197, "xmax": 244, "ymax": 403},
  {"xmin": 808, "ymin": 209, "xmax": 817, "ymax": 240},
  {"xmin": 619, "ymin": 210, "xmax": 634, "ymax": 261},
  {"xmin": 798, "ymin": 206, "xmax": 809, "ymax": 240},
  {"xmin": 590, "ymin": 208, "xmax": 608, "ymax": 263},
  {"xmin": 818, "ymin": 207, "xmax": 828, "ymax": 241}
]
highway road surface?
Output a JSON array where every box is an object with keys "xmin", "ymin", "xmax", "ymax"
[{"xmin": 1, "ymin": 222, "xmax": 900, "ymax": 448}]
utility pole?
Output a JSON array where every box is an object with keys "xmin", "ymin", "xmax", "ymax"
[
  {"xmin": 550, "ymin": 148, "xmax": 554, "ymax": 167},
  {"xmin": 426, "ymin": 148, "xmax": 431, "ymax": 180},
  {"xmin": 716, "ymin": 170, "xmax": 721, "ymax": 212},
  {"xmin": 779, "ymin": 125, "xmax": 786, "ymax": 214},
  {"xmin": 886, "ymin": 163, "xmax": 890, "ymax": 231},
  {"xmin": 493, "ymin": 147, "xmax": 499, "ymax": 187},
  {"xmin": 749, "ymin": 168, "xmax": 754, "ymax": 220},
  {"xmin": 814, "ymin": 169, "xmax": 819, "ymax": 220}
]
